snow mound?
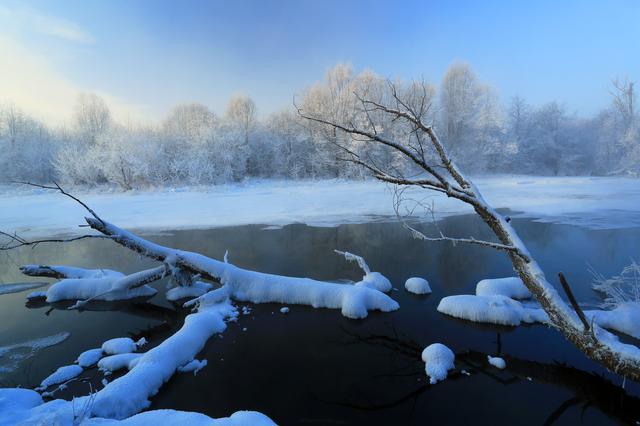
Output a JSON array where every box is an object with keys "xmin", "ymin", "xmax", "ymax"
[
  {"xmin": 437, "ymin": 295, "xmax": 548, "ymax": 326},
  {"xmin": 586, "ymin": 302, "xmax": 640, "ymax": 340},
  {"xmin": 36, "ymin": 365, "xmax": 83, "ymax": 390},
  {"xmin": 404, "ymin": 277, "xmax": 432, "ymax": 295},
  {"xmin": 77, "ymin": 348, "xmax": 104, "ymax": 368},
  {"xmin": 83, "ymin": 409, "xmax": 277, "ymax": 425},
  {"xmin": 46, "ymin": 278, "xmax": 157, "ymax": 303},
  {"xmin": 99, "ymin": 354, "xmax": 142, "ymax": 373},
  {"xmin": 102, "ymin": 338, "xmax": 146, "ymax": 355},
  {"xmin": 166, "ymin": 281, "xmax": 213, "ymax": 301},
  {"xmin": 487, "ymin": 356, "xmax": 506, "ymax": 369},
  {"xmin": 0, "ymin": 282, "xmax": 47, "ymax": 296},
  {"xmin": 280, "ymin": 306, "xmax": 289, "ymax": 314},
  {"xmin": 421, "ymin": 343, "xmax": 455, "ymax": 384},
  {"xmin": 475, "ymin": 277, "xmax": 531, "ymax": 299}
]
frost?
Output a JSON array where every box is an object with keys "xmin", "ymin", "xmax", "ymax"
[
  {"xmin": 404, "ymin": 277, "xmax": 432, "ymax": 295},
  {"xmin": 475, "ymin": 277, "xmax": 531, "ymax": 299},
  {"xmin": 422, "ymin": 343, "xmax": 455, "ymax": 384},
  {"xmin": 487, "ymin": 356, "xmax": 506, "ymax": 369}
]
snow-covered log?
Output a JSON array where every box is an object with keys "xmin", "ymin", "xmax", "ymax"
[
  {"xmin": 85, "ymin": 218, "xmax": 399, "ymax": 318},
  {"xmin": 20, "ymin": 265, "xmax": 122, "ymax": 279},
  {"xmin": 298, "ymin": 81, "xmax": 640, "ymax": 380}
]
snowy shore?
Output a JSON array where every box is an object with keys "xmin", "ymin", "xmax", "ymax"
[{"xmin": 1, "ymin": 176, "xmax": 640, "ymax": 237}]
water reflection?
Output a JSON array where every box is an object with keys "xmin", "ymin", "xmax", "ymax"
[{"xmin": 1, "ymin": 216, "xmax": 639, "ymax": 424}]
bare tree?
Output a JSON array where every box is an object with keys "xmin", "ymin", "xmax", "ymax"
[
  {"xmin": 610, "ymin": 77, "xmax": 635, "ymax": 130},
  {"xmin": 296, "ymin": 79, "xmax": 640, "ymax": 381},
  {"xmin": 74, "ymin": 93, "xmax": 112, "ymax": 145}
]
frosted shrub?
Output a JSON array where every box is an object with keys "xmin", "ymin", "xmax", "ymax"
[{"xmin": 592, "ymin": 260, "xmax": 640, "ymax": 308}]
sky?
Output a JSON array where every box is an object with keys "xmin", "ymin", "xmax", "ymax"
[{"xmin": 1, "ymin": 0, "xmax": 638, "ymax": 126}]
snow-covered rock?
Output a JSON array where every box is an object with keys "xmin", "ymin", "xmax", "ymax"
[
  {"xmin": 421, "ymin": 343, "xmax": 455, "ymax": 384},
  {"xmin": 36, "ymin": 365, "xmax": 83, "ymax": 390},
  {"xmin": 101, "ymin": 338, "xmax": 146, "ymax": 355},
  {"xmin": 475, "ymin": 277, "xmax": 531, "ymax": 299},
  {"xmin": 487, "ymin": 356, "xmax": 506, "ymax": 369},
  {"xmin": 437, "ymin": 294, "xmax": 548, "ymax": 326},
  {"xmin": 166, "ymin": 281, "xmax": 213, "ymax": 302},
  {"xmin": 404, "ymin": 277, "xmax": 432, "ymax": 295},
  {"xmin": 77, "ymin": 348, "xmax": 104, "ymax": 368},
  {"xmin": 586, "ymin": 302, "xmax": 640, "ymax": 340}
]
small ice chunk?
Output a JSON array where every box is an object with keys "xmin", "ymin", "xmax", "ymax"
[
  {"xmin": 280, "ymin": 307, "xmax": 290, "ymax": 314},
  {"xmin": 404, "ymin": 277, "xmax": 432, "ymax": 295},
  {"xmin": 77, "ymin": 348, "xmax": 103, "ymax": 367},
  {"xmin": 36, "ymin": 365, "xmax": 83, "ymax": 390},
  {"xmin": 178, "ymin": 359, "xmax": 207, "ymax": 375},
  {"xmin": 101, "ymin": 337, "xmax": 145, "ymax": 355},
  {"xmin": 476, "ymin": 277, "xmax": 531, "ymax": 299},
  {"xmin": 487, "ymin": 355, "xmax": 506, "ymax": 369},
  {"xmin": 421, "ymin": 343, "xmax": 455, "ymax": 384}
]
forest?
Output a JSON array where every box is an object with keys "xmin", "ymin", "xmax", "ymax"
[{"xmin": 0, "ymin": 62, "xmax": 637, "ymax": 190}]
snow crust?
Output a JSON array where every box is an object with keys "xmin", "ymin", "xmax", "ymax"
[
  {"xmin": 487, "ymin": 356, "xmax": 506, "ymax": 369},
  {"xmin": 475, "ymin": 277, "xmax": 531, "ymax": 299},
  {"xmin": 404, "ymin": 277, "xmax": 432, "ymax": 295},
  {"xmin": 437, "ymin": 294, "xmax": 548, "ymax": 326},
  {"xmin": 4, "ymin": 176, "xmax": 640, "ymax": 238},
  {"xmin": 421, "ymin": 343, "xmax": 455, "ymax": 384}
]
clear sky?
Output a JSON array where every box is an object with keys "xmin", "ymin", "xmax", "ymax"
[{"xmin": 1, "ymin": 0, "xmax": 638, "ymax": 125}]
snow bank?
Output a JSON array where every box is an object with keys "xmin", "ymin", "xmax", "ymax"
[
  {"xmin": 166, "ymin": 281, "xmax": 213, "ymax": 302},
  {"xmin": 487, "ymin": 356, "xmax": 506, "ymax": 369},
  {"xmin": 475, "ymin": 277, "xmax": 531, "ymax": 299},
  {"xmin": 586, "ymin": 302, "xmax": 640, "ymax": 340},
  {"xmin": 36, "ymin": 365, "xmax": 83, "ymax": 390},
  {"xmin": 404, "ymin": 277, "xmax": 432, "ymax": 295},
  {"xmin": 421, "ymin": 343, "xmax": 455, "ymax": 384},
  {"xmin": 0, "ymin": 282, "xmax": 47, "ymax": 296},
  {"xmin": 437, "ymin": 295, "xmax": 548, "ymax": 326},
  {"xmin": 3, "ymin": 176, "xmax": 640, "ymax": 238},
  {"xmin": 102, "ymin": 338, "xmax": 145, "ymax": 355},
  {"xmin": 77, "ymin": 348, "xmax": 104, "ymax": 367},
  {"xmin": 83, "ymin": 409, "xmax": 277, "ymax": 425}
]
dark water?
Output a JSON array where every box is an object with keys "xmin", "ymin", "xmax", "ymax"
[{"xmin": 1, "ymin": 215, "xmax": 639, "ymax": 425}]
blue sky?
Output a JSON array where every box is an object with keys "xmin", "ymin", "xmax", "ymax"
[{"xmin": 1, "ymin": 0, "xmax": 638, "ymax": 124}]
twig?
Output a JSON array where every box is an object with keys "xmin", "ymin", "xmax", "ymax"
[{"xmin": 558, "ymin": 272, "xmax": 590, "ymax": 332}]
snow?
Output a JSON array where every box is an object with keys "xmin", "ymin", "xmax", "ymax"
[
  {"xmin": 437, "ymin": 295, "xmax": 548, "ymax": 326},
  {"xmin": 0, "ymin": 282, "xmax": 47, "ymax": 295},
  {"xmin": 77, "ymin": 348, "xmax": 104, "ymax": 367},
  {"xmin": 83, "ymin": 409, "xmax": 277, "ymax": 425},
  {"xmin": 334, "ymin": 250, "xmax": 392, "ymax": 292},
  {"xmin": 586, "ymin": 302, "xmax": 640, "ymax": 340},
  {"xmin": 101, "ymin": 338, "xmax": 145, "ymax": 355},
  {"xmin": 98, "ymin": 353, "xmax": 142, "ymax": 374},
  {"xmin": 421, "ymin": 343, "xmax": 455, "ymax": 384},
  {"xmin": 166, "ymin": 281, "xmax": 213, "ymax": 301},
  {"xmin": 36, "ymin": 365, "xmax": 83, "ymax": 390},
  {"xmin": 404, "ymin": 277, "xmax": 432, "ymax": 295},
  {"xmin": 280, "ymin": 306, "xmax": 290, "ymax": 314},
  {"xmin": 26, "ymin": 291, "xmax": 47, "ymax": 299},
  {"xmin": 177, "ymin": 359, "xmax": 207, "ymax": 375},
  {"xmin": 487, "ymin": 356, "xmax": 507, "ymax": 369},
  {"xmin": 475, "ymin": 277, "xmax": 531, "ymax": 299},
  {"xmin": 3, "ymin": 176, "xmax": 640, "ymax": 238},
  {"xmin": 46, "ymin": 277, "xmax": 157, "ymax": 303}
]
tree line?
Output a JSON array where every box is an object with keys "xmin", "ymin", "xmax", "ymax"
[{"xmin": 0, "ymin": 63, "xmax": 637, "ymax": 190}]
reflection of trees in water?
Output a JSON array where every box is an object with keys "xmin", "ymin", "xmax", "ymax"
[{"xmin": 329, "ymin": 327, "xmax": 640, "ymax": 425}]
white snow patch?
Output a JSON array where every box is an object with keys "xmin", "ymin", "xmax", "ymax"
[
  {"xmin": 487, "ymin": 356, "xmax": 507, "ymax": 369},
  {"xmin": 421, "ymin": 343, "xmax": 455, "ymax": 384},
  {"xmin": 166, "ymin": 281, "xmax": 213, "ymax": 301},
  {"xmin": 404, "ymin": 277, "xmax": 432, "ymax": 295},
  {"xmin": 36, "ymin": 365, "xmax": 83, "ymax": 390},
  {"xmin": 77, "ymin": 348, "xmax": 104, "ymax": 368},
  {"xmin": 101, "ymin": 338, "xmax": 145, "ymax": 356},
  {"xmin": 475, "ymin": 277, "xmax": 531, "ymax": 299},
  {"xmin": 437, "ymin": 295, "xmax": 548, "ymax": 326},
  {"xmin": 280, "ymin": 306, "xmax": 290, "ymax": 314}
]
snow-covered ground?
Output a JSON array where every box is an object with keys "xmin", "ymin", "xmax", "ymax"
[{"xmin": 1, "ymin": 176, "xmax": 639, "ymax": 237}]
